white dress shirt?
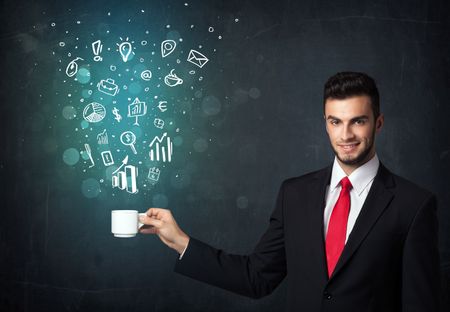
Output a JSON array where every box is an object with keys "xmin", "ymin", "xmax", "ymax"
[{"xmin": 323, "ymin": 154, "xmax": 380, "ymax": 243}]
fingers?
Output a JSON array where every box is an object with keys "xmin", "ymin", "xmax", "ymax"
[
  {"xmin": 139, "ymin": 214, "xmax": 164, "ymax": 228},
  {"xmin": 139, "ymin": 226, "xmax": 158, "ymax": 234},
  {"xmin": 145, "ymin": 208, "xmax": 169, "ymax": 219}
]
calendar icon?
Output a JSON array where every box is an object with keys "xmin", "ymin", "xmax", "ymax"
[{"xmin": 148, "ymin": 167, "xmax": 161, "ymax": 183}]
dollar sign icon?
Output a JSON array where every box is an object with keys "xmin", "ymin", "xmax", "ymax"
[
  {"xmin": 125, "ymin": 134, "xmax": 131, "ymax": 143},
  {"xmin": 112, "ymin": 107, "xmax": 122, "ymax": 122}
]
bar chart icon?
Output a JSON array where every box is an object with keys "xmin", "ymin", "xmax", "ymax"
[
  {"xmin": 111, "ymin": 156, "xmax": 139, "ymax": 194},
  {"xmin": 127, "ymin": 97, "xmax": 147, "ymax": 126},
  {"xmin": 148, "ymin": 132, "xmax": 173, "ymax": 163}
]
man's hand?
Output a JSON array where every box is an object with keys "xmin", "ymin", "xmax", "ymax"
[{"xmin": 139, "ymin": 208, "xmax": 190, "ymax": 255}]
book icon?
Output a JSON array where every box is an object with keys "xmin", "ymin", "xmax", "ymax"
[{"xmin": 148, "ymin": 133, "xmax": 173, "ymax": 163}]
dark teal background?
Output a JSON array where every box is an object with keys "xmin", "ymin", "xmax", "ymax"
[{"xmin": 1, "ymin": 0, "xmax": 450, "ymax": 311}]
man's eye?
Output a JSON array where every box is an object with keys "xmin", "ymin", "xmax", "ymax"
[
  {"xmin": 330, "ymin": 120, "xmax": 339, "ymax": 125},
  {"xmin": 355, "ymin": 119, "xmax": 366, "ymax": 125}
]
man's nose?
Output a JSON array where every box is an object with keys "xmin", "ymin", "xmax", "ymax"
[{"xmin": 341, "ymin": 124, "xmax": 355, "ymax": 141}]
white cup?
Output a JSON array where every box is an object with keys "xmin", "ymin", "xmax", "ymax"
[{"xmin": 111, "ymin": 210, "xmax": 146, "ymax": 238}]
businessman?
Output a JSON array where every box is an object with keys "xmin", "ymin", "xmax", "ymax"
[{"xmin": 139, "ymin": 72, "xmax": 441, "ymax": 311}]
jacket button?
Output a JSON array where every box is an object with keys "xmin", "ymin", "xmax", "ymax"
[{"xmin": 324, "ymin": 292, "xmax": 332, "ymax": 300}]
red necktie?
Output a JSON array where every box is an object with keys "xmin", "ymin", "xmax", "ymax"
[{"xmin": 325, "ymin": 176, "xmax": 352, "ymax": 278}]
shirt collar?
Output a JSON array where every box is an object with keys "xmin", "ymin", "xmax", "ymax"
[{"xmin": 329, "ymin": 154, "xmax": 380, "ymax": 196}]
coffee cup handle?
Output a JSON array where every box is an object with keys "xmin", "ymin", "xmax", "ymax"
[{"xmin": 138, "ymin": 213, "xmax": 146, "ymax": 229}]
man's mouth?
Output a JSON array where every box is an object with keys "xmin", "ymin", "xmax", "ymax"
[{"xmin": 338, "ymin": 143, "xmax": 360, "ymax": 151}]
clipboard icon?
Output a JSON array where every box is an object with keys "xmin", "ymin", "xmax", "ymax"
[{"xmin": 187, "ymin": 49, "xmax": 209, "ymax": 68}]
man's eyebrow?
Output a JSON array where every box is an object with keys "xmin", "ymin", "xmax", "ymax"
[
  {"xmin": 350, "ymin": 115, "xmax": 369, "ymax": 121},
  {"xmin": 326, "ymin": 115, "xmax": 369, "ymax": 121},
  {"xmin": 326, "ymin": 115, "xmax": 341, "ymax": 120}
]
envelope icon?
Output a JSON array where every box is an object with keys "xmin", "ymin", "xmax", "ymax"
[{"xmin": 187, "ymin": 49, "xmax": 209, "ymax": 68}]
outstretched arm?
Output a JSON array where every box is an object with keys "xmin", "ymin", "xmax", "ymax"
[{"xmin": 139, "ymin": 183, "xmax": 287, "ymax": 298}]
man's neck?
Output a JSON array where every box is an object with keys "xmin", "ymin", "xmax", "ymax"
[{"xmin": 337, "ymin": 151, "xmax": 376, "ymax": 176}]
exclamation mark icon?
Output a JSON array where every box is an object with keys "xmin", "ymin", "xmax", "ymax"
[{"xmin": 92, "ymin": 40, "xmax": 103, "ymax": 62}]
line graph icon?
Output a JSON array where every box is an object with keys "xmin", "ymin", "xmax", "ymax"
[
  {"xmin": 97, "ymin": 129, "xmax": 108, "ymax": 144},
  {"xmin": 148, "ymin": 132, "xmax": 173, "ymax": 163}
]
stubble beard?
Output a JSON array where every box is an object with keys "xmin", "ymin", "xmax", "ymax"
[{"xmin": 332, "ymin": 128, "xmax": 376, "ymax": 167}]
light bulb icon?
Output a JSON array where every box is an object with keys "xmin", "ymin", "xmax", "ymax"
[{"xmin": 119, "ymin": 41, "xmax": 132, "ymax": 62}]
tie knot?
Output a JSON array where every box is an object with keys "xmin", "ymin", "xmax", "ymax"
[{"xmin": 340, "ymin": 177, "xmax": 352, "ymax": 190}]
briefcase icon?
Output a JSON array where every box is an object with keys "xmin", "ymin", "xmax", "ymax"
[
  {"xmin": 187, "ymin": 49, "xmax": 209, "ymax": 68},
  {"xmin": 97, "ymin": 78, "xmax": 119, "ymax": 96}
]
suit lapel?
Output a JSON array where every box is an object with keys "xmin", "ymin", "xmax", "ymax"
[
  {"xmin": 328, "ymin": 163, "xmax": 395, "ymax": 280},
  {"xmin": 307, "ymin": 165, "xmax": 333, "ymax": 283}
]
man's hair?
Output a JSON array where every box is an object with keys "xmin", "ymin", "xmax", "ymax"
[{"xmin": 323, "ymin": 72, "xmax": 380, "ymax": 119}]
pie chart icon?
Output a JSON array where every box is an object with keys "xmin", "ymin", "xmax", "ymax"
[{"xmin": 83, "ymin": 102, "xmax": 106, "ymax": 123}]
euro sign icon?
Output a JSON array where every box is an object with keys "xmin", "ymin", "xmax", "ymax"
[{"xmin": 158, "ymin": 101, "xmax": 168, "ymax": 112}]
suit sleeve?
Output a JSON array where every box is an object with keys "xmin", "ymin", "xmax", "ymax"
[
  {"xmin": 174, "ymin": 182, "xmax": 287, "ymax": 299},
  {"xmin": 402, "ymin": 194, "xmax": 441, "ymax": 311}
]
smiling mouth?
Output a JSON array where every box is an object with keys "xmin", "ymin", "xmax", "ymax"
[{"xmin": 338, "ymin": 143, "xmax": 360, "ymax": 150}]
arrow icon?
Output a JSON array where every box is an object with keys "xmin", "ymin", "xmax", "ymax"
[
  {"xmin": 112, "ymin": 155, "xmax": 129, "ymax": 175},
  {"xmin": 157, "ymin": 101, "xmax": 168, "ymax": 112}
]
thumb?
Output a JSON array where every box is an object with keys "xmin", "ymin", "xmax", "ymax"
[
  {"xmin": 139, "ymin": 215, "xmax": 163, "ymax": 228},
  {"xmin": 139, "ymin": 226, "xmax": 158, "ymax": 234}
]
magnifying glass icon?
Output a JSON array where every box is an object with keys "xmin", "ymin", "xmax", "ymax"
[{"xmin": 120, "ymin": 131, "xmax": 137, "ymax": 154}]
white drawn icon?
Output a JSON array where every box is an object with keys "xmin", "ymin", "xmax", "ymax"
[
  {"xmin": 101, "ymin": 151, "xmax": 114, "ymax": 166},
  {"xmin": 148, "ymin": 167, "xmax": 161, "ymax": 183},
  {"xmin": 92, "ymin": 40, "xmax": 103, "ymax": 62},
  {"xmin": 65, "ymin": 57, "xmax": 84, "ymax": 77},
  {"xmin": 97, "ymin": 129, "xmax": 108, "ymax": 144},
  {"xmin": 120, "ymin": 131, "xmax": 137, "ymax": 154},
  {"xmin": 164, "ymin": 69, "xmax": 183, "ymax": 87},
  {"xmin": 83, "ymin": 102, "xmax": 106, "ymax": 123},
  {"xmin": 161, "ymin": 39, "xmax": 177, "ymax": 58},
  {"xmin": 112, "ymin": 107, "xmax": 122, "ymax": 122},
  {"xmin": 127, "ymin": 97, "xmax": 147, "ymax": 126},
  {"xmin": 187, "ymin": 49, "xmax": 209, "ymax": 68},
  {"xmin": 140, "ymin": 70, "xmax": 152, "ymax": 81},
  {"xmin": 97, "ymin": 78, "xmax": 119, "ymax": 96},
  {"xmin": 157, "ymin": 101, "xmax": 168, "ymax": 112},
  {"xmin": 84, "ymin": 143, "xmax": 95, "ymax": 168},
  {"xmin": 118, "ymin": 38, "xmax": 133, "ymax": 62},
  {"xmin": 111, "ymin": 156, "xmax": 138, "ymax": 194},
  {"xmin": 149, "ymin": 132, "xmax": 173, "ymax": 163},
  {"xmin": 154, "ymin": 118, "xmax": 164, "ymax": 129}
]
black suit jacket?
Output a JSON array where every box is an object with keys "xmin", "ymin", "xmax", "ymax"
[{"xmin": 174, "ymin": 163, "xmax": 441, "ymax": 311}]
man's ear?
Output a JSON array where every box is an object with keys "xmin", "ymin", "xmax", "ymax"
[
  {"xmin": 375, "ymin": 113, "xmax": 384, "ymax": 133},
  {"xmin": 324, "ymin": 115, "xmax": 329, "ymax": 134}
]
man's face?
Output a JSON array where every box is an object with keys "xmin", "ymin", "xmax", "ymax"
[{"xmin": 324, "ymin": 95, "xmax": 383, "ymax": 168}]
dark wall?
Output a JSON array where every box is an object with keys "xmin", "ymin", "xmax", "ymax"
[{"xmin": 1, "ymin": 0, "xmax": 449, "ymax": 311}]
